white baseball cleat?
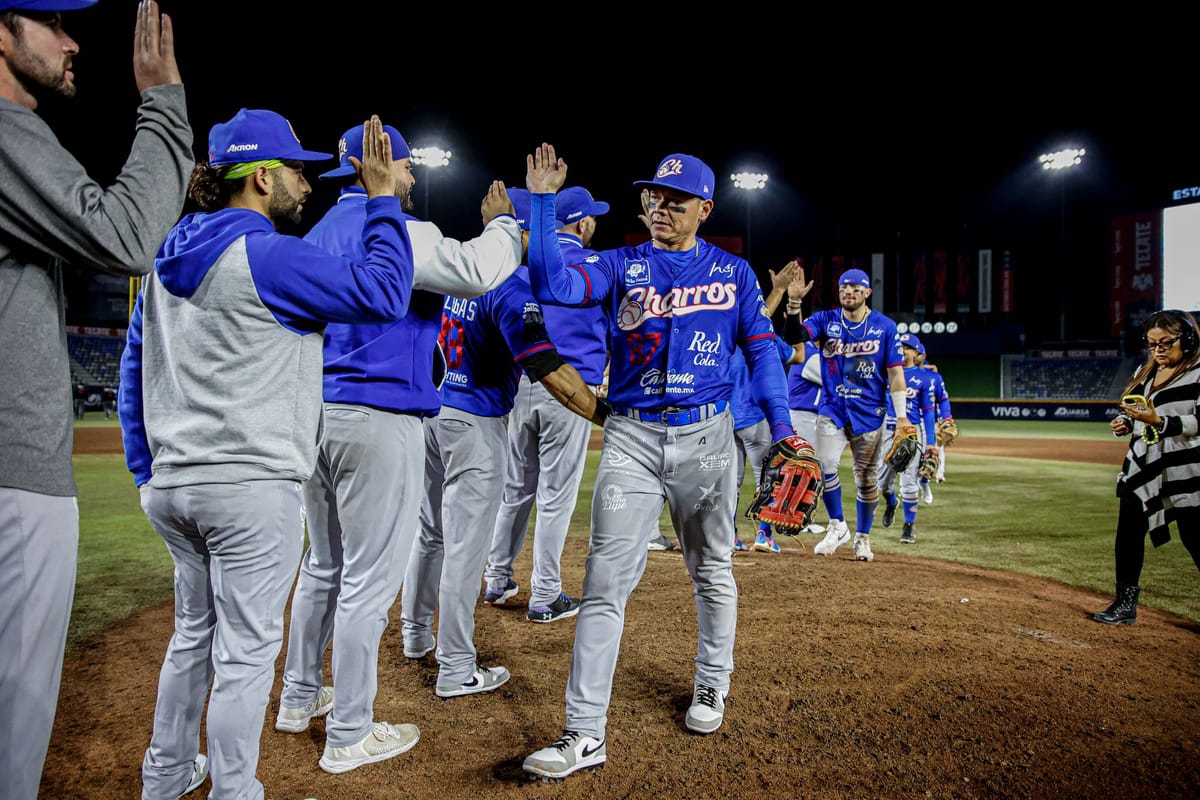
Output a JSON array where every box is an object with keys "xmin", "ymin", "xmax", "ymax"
[
  {"xmin": 813, "ymin": 519, "xmax": 850, "ymax": 556},
  {"xmin": 853, "ymin": 533, "xmax": 875, "ymax": 562}
]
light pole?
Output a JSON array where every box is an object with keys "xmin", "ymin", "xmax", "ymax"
[
  {"xmin": 731, "ymin": 171, "xmax": 768, "ymax": 262},
  {"xmin": 410, "ymin": 145, "xmax": 452, "ymax": 219},
  {"xmin": 1038, "ymin": 146, "xmax": 1085, "ymax": 342}
]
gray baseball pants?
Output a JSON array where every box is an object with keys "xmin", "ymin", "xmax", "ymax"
[
  {"xmin": 139, "ymin": 480, "xmax": 304, "ymax": 800},
  {"xmin": 281, "ymin": 405, "xmax": 425, "ymax": 747},
  {"xmin": 0, "ymin": 489, "xmax": 76, "ymax": 800},
  {"xmin": 485, "ymin": 375, "xmax": 592, "ymax": 607},
  {"xmin": 564, "ymin": 411, "xmax": 738, "ymax": 739},
  {"xmin": 402, "ymin": 407, "xmax": 507, "ymax": 691}
]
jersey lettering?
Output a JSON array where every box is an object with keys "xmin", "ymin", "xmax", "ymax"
[
  {"xmin": 625, "ymin": 332, "xmax": 662, "ymax": 365},
  {"xmin": 438, "ymin": 314, "xmax": 466, "ymax": 370},
  {"xmin": 616, "ymin": 283, "xmax": 737, "ymax": 331}
]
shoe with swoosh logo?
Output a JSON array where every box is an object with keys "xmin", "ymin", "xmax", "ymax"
[
  {"xmin": 435, "ymin": 664, "xmax": 510, "ymax": 698},
  {"xmin": 523, "ymin": 729, "xmax": 606, "ymax": 780}
]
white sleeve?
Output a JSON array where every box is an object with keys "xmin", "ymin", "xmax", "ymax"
[
  {"xmin": 801, "ymin": 351, "xmax": 821, "ymax": 384},
  {"xmin": 409, "ymin": 216, "xmax": 523, "ymax": 298}
]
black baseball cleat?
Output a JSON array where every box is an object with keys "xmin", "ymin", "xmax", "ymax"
[
  {"xmin": 900, "ymin": 522, "xmax": 916, "ymax": 544},
  {"xmin": 882, "ymin": 502, "xmax": 897, "ymax": 528}
]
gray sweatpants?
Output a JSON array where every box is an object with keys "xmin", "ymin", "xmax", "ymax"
[
  {"xmin": 485, "ymin": 375, "xmax": 592, "ymax": 607},
  {"xmin": 564, "ymin": 411, "xmax": 738, "ymax": 739},
  {"xmin": 280, "ymin": 405, "xmax": 425, "ymax": 747},
  {"xmin": 139, "ymin": 480, "xmax": 304, "ymax": 800},
  {"xmin": 401, "ymin": 407, "xmax": 508, "ymax": 690},
  {"xmin": 0, "ymin": 488, "xmax": 77, "ymax": 800}
]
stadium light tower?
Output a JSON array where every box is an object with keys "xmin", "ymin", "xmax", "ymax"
[
  {"xmin": 1038, "ymin": 146, "xmax": 1085, "ymax": 342},
  {"xmin": 731, "ymin": 171, "xmax": 768, "ymax": 262},
  {"xmin": 411, "ymin": 145, "xmax": 453, "ymax": 219}
]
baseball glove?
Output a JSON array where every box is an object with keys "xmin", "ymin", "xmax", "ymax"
[
  {"xmin": 885, "ymin": 424, "xmax": 921, "ymax": 472},
  {"xmin": 746, "ymin": 435, "xmax": 825, "ymax": 533},
  {"xmin": 918, "ymin": 446, "xmax": 940, "ymax": 481},
  {"xmin": 936, "ymin": 418, "xmax": 959, "ymax": 448}
]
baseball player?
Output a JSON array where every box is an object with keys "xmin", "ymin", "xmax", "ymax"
[
  {"xmin": 121, "ymin": 114, "xmax": 412, "ymax": 799},
  {"xmin": 784, "ymin": 267, "xmax": 910, "ymax": 562},
  {"xmin": 400, "ymin": 254, "xmax": 604, "ymax": 698},
  {"xmin": 520, "ymin": 145, "xmax": 795, "ymax": 781},
  {"xmin": 483, "ymin": 185, "xmax": 612, "ymax": 621},
  {"xmin": 878, "ymin": 334, "xmax": 938, "ymax": 543},
  {"xmin": 275, "ymin": 121, "xmax": 524, "ymax": 774},
  {"xmin": 0, "ymin": 3, "xmax": 192, "ymax": 798},
  {"xmin": 729, "ymin": 348, "xmax": 780, "ymax": 552},
  {"xmin": 918, "ymin": 343, "xmax": 954, "ymax": 492}
]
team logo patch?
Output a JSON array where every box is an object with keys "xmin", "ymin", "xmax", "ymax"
[
  {"xmin": 693, "ymin": 483, "xmax": 723, "ymax": 511},
  {"xmin": 600, "ymin": 485, "xmax": 627, "ymax": 511},
  {"xmin": 698, "ymin": 452, "xmax": 731, "ymax": 471},
  {"xmin": 605, "ymin": 451, "xmax": 634, "ymax": 467},
  {"xmin": 624, "ymin": 259, "xmax": 650, "ymax": 286}
]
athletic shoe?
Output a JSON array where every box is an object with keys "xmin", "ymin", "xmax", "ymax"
[
  {"xmin": 685, "ymin": 683, "xmax": 728, "ymax": 734},
  {"xmin": 813, "ymin": 519, "xmax": 851, "ymax": 556},
  {"xmin": 882, "ymin": 501, "xmax": 898, "ymax": 528},
  {"xmin": 527, "ymin": 592, "xmax": 580, "ymax": 623},
  {"xmin": 936, "ymin": 476, "xmax": 946, "ymax": 483},
  {"xmin": 647, "ymin": 534, "xmax": 678, "ymax": 551},
  {"xmin": 483, "ymin": 578, "xmax": 519, "ymax": 606},
  {"xmin": 853, "ymin": 533, "xmax": 874, "ymax": 562},
  {"xmin": 752, "ymin": 531, "xmax": 781, "ymax": 553},
  {"xmin": 435, "ymin": 664, "xmax": 510, "ymax": 698},
  {"xmin": 800, "ymin": 522, "xmax": 826, "ymax": 535},
  {"xmin": 275, "ymin": 685, "xmax": 334, "ymax": 733},
  {"xmin": 403, "ymin": 635, "xmax": 435, "ymax": 659},
  {"xmin": 181, "ymin": 753, "xmax": 208, "ymax": 796},
  {"xmin": 523, "ymin": 729, "xmax": 606, "ymax": 780},
  {"xmin": 319, "ymin": 720, "xmax": 420, "ymax": 774},
  {"xmin": 733, "ymin": 536, "xmax": 747, "ymax": 551},
  {"xmin": 921, "ymin": 481, "xmax": 934, "ymax": 505},
  {"xmin": 900, "ymin": 522, "xmax": 916, "ymax": 544}
]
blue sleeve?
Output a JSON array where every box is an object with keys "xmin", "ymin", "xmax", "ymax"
[
  {"xmin": 117, "ymin": 293, "xmax": 152, "ymax": 486},
  {"xmin": 495, "ymin": 277, "xmax": 557, "ymax": 366},
  {"xmin": 253, "ymin": 196, "xmax": 414, "ymax": 330},
  {"xmin": 922, "ymin": 381, "xmax": 937, "ymax": 445},
  {"xmin": 736, "ymin": 266, "xmax": 792, "ymax": 440},
  {"xmin": 527, "ymin": 193, "xmax": 593, "ymax": 305},
  {"xmin": 937, "ymin": 376, "xmax": 953, "ymax": 419}
]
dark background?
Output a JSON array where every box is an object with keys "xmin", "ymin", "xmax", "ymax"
[{"xmin": 44, "ymin": 3, "xmax": 1196, "ymax": 348}]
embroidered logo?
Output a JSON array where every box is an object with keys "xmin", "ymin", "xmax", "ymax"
[{"xmin": 600, "ymin": 485, "xmax": 627, "ymax": 511}]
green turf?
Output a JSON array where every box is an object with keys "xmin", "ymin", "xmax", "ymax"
[{"xmin": 69, "ymin": 417, "xmax": 1197, "ymax": 651}]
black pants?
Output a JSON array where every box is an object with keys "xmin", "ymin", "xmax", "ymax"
[{"xmin": 1113, "ymin": 487, "xmax": 1200, "ymax": 585}]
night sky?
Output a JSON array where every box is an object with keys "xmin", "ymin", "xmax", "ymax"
[{"xmin": 43, "ymin": 3, "xmax": 1193, "ymax": 345}]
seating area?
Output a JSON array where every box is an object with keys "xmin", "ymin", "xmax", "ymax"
[
  {"xmin": 68, "ymin": 334, "xmax": 124, "ymax": 388},
  {"xmin": 1008, "ymin": 357, "xmax": 1129, "ymax": 400}
]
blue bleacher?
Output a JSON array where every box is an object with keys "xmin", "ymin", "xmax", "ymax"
[
  {"xmin": 1011, "ymin": 357, "xmax": 1126, "ymax": 400},
  {"xmin": 68, "ymin": 334, "xmax": 124, "ymax": 388}
]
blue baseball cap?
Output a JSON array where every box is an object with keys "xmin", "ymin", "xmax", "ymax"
[
  {"xmin": 899, "ymin": 333, "xmax": 925, "ymax": 354},
  {"xmin": 0, "ymin": 1, "xmax": 97, "ymax": 10},
  {"xmin": 633, "ymin": 153, "xmax": 716, "ymax": 201},
  {"xmin": 554, "ymin": 186, "xmax": 610, "ymax": 226},
  {"xmin": 840, "ymin": 268, "xmax": 871, "ymax": 288},
  {"xmin": 207, "ymin": 109, "xmax": 331, "ymax": 168},
  {"xmin": 507, "ymin": 188, "xmax": 531, "ymax": 231},
  {"xmin": 319, "ymin": 123, "xmax": 411, "ymax": 179}
]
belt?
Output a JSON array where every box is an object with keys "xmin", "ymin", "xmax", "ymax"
[{"xmin": 613, "ymin": 400, "xmax": 728, "ymax": 426}]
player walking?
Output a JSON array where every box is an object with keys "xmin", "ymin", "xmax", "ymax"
[
  {"xmin": 878, "ymin": 334, "xmax": 938, "ymax": 543},
  {"xmin": 275, "ymin": 121, "xmax": 524, "ymax": 774},
  {"xmin": 519, "ymin": 145, "xmax": 795, "ymax": 781},
  {"xmin": 483, "ymin": 185, "xmax": 611, "ymax": 621},
  {"xmin": 784, "ymin": 267, "xmax": 910, "ymax": 562}
]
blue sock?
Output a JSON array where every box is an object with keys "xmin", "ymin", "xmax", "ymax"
[
  {"xmin": 857, "ymin": 498, "xmax": 878, "ymax": 534},
  {"xmin": 903, "ymin": 500, "xmax": 918, "ymax": 524},
  {"xmin": 883, "ymin": 492, "xmax": 897, "ymax": 508},
  {"xmin": 823, "ymin": 483, "xmax": 843, "ymax": 520}
]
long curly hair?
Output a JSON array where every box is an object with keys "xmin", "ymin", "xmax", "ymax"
[
  {"xmin": 1122, "ymin": 309, "xmax": 1200, "ymax": 395},
  {"xmin": 186, "ymin": 163, "xmax": 245, "ymax": 212}
]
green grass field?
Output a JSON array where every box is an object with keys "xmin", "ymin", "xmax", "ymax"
[{"xmin": 69, "ymin": 417, "xmax": 1198, "ymax": 651}]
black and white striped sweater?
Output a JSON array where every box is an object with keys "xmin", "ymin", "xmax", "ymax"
[{"xmin": 1121, "ymin": 364, "xmax": 1200, "ymax": 546}]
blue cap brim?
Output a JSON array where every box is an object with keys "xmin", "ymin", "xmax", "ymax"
[
  {"xmin": 0, "ymin": 1, "xmax": 97, "ymax": 10},
  {"xmin": 632, "ymin": 179, "xmax": 708, "ymax": 199}
]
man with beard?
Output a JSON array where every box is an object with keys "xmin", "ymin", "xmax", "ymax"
[
  {"xmin": 120, "ymin": 112, "xmax": 413, "ymax": 799},
  {"xmin": 274, "ymin": 121, "xmax": 523, "ymax": 774},
  {"xmin": 0, "ymin": 3, "xmax": 192, "ymax": 798}
]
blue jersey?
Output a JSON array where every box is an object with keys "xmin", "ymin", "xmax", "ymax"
[
  {"xmin": 786, "ymin": 340, "xmax": 822, "ymax": 414},
  {"xmin": 924, "ymin": 366, "xmax": 952, "ymax": 420},
  {"xmin": 527, "ymin": 193, "xmax": 791, "ymax": 439},
  {"xmin": 889, "ymin": 365, "xmax": 938, "ymax": 445},
  {"xmin": 539, "ymin": 234, "xmax": 608, "ymax": 384},
  {"xmin": 438, "ymin": 271, "xmax": 556, "ymax": 417},
  {"xmin": 803, "ymin": 308, "xmax": 903, "ymax": 435},
  {"xmin": 728, "ymin": 347, "xmax": 765, "ymax": 429},
  {"xmin": 305, "ymin": 190, "xmax": 444, "ymax": 416}
]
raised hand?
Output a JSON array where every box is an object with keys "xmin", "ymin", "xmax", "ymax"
[
  {"xmin": 481, "ymin": 180, "xmax": 513, "ymax": 225},
  {"xmin": 133, "ymin": 0, "xmax": 182, "ymax": 93},
  {"xmin": 356, "ymin": 116, "xmax": 395, "ymax": 199},
  {"xmin": 526, "ymin": 143, "xmax": 567, "ymax": 194},
  {"xmin": 637, "ymin": 188, "xmax": 653, "ymax": 232},
  {"xmin": 768, "ymin": 260, "xmax": 799, "ymax": 293},
  {"xmin": 787, "ymin": 261, "xmax": 813, "ymax": 301}
]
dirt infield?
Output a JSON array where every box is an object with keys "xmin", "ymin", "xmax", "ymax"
[{"xmin": 46, "ymin": 427, "xmax": 1197, "ymax": 800}]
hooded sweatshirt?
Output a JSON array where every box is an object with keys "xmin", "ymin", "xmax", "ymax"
[{"xmin": 119, "ymin": 198, "xmax": 412, "ymax": 487}]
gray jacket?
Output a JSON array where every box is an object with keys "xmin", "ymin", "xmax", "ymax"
[{"xmin": 0, "ymin": 85, "xmax": 193, "ymax": 496}]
